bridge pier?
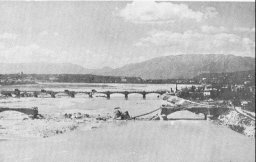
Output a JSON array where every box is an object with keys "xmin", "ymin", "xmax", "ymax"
[
  {"xmin": 124, "ymin": 91, "xmax": 128, "ymax": 100},
  {"xmin": 106, "ymin": 92, "xmax": 110, "ymax": 99},
  {"xmin": 33, "ymin": 92, "xmax": 38, "ymax": 98},
  {"xmin": 49, "ymin": 92, "xmax": 56, "ymax": 98},
  {"xmin": 41, "ymin": 89, "xmax": 46, "ymax": 93},
  {"xmin": 204, "ymin": 114, "xmax": 207, "ymax": 120},
  {"xmin": 14, "ymin": 89, "xmax": 20, "ymax": 98},
  {"xmin": 89, "ymin": 92, "xmax": 93, "ymax": 98},
  {"xmin": 142, "ymin": 91, "xmax": 146, "ymax": 99},
  {"xmin": 70, "ymin": 93, "xmax": 75, "ymax": 98},
  {"xmin": 64, "ymin": 90, "xmax": 75, "ymax": 98}
]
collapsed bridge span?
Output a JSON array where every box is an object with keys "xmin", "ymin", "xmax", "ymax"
[{"xmin": 0, "ymin": 107, "xmax": 39, "ymax": 118}]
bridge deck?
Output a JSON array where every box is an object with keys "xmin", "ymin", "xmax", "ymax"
[
  {"xmin": 0, "ymin": 90, "xmax": 169, "ymax": 94},
  {"xmin": 0, "ymin": 90, "xmax": 171, "ymax": 99}
]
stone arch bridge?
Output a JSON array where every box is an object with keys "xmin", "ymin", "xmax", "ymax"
[{"xmin": 1, "ymin": 89, "xmax": 170, "ymax": 100}]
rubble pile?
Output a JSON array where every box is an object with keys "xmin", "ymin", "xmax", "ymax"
[{"xmin": 218, "ymin": 110, "xmax": 255, "ymax": 137}]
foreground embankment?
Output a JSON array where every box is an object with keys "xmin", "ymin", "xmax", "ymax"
[
  {"xmin": 216, "ymin": 109, "xmax": 255, "ymax": 137},
  {"xmin": 0, "ymin": 111, "xmax": 111, "ymax": 139},
  {"xmin": 1, "ymin": 113, "xmax": 255, "ymax": 162}
]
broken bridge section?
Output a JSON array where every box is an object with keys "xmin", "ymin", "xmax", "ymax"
[
  {"xmin": 160, "ymin": 95, "xmax": 232, "ymax": 120},
  {"xmin": 0, "ymin": 107, "xmax": 39, "ymax": 118},
  {"xmin": 160, "ymin": 105, "xmax": 231, "ymax": 120}
]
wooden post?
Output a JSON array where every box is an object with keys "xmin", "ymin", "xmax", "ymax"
[{"xmin": 159, "ymin": 107, "xmax": 168, "ymax": 120}]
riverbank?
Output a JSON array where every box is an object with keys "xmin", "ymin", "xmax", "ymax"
[
  {"xmin": 216, "ymin": 109, "xmax": 255, "ymax": 137},
  {"xmin": 185, "ymin": 99, "xmax": 255, "ymax": 138},
  {"xmin": 0, "ymin": 111, "xmax": 111, "ymax": 139}
]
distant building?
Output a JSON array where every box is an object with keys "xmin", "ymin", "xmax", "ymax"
[
  {"xmin": 231, "ymin": 84, "xmax": 244, "ymax": 92},
  {"xmin": 203, "ymin": 85, "xmax": 218, "ymax": 97},
  {"xmin": 121, "ymin": 77, "xmax": 127, "ymax": 83},
  {"xmin": 244, "ymin": 81, "xmax": 251, "ymax": 85},
  {"xmin": 249, "ymin": 86, "xmax": 255, "ymax": 93},
  {"xmin": 49, "ymin": 76, "xmax": 58, "ymax": 81},
  {"xmin": 203, "ymin": 90, "xmax": 211, "ymax": 96}
]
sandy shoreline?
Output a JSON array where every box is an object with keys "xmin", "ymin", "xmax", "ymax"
[{"xmin": 0, "ymin": 111, "xmax": 114, "ymax": 139}]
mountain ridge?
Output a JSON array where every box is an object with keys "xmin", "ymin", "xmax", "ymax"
[
  {"xmin": 0, "ymin": 54, "xmax": 254, "ymax": 79},
  {"xmin": 99, "ymin": 54, "xmax": 255, "ymax": 79}
]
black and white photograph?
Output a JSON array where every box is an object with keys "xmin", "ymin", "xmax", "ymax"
[{"xmin": 0, "ymin": 0, "xmax": 255, "ymax": 162}]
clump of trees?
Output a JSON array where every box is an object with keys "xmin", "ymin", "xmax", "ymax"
[
  {"xmin": 177, "ymin": 85, "xmax": 255, "ymax": 112},
  {"xmin": 177, "ymin": 86, "xmax": 204, "ymax": 100}
]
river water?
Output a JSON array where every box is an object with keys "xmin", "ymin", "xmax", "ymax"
[{"xmin": 0, "ymin": 83, "xmax": 255, "ymax": 162}]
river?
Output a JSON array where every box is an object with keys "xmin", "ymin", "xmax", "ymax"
[{"xmin": 0, "ymin": 83, "xmax": 255, "ymax": 162}]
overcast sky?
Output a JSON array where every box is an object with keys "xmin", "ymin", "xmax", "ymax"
[{"xmin": 0, "ymin": 1, "xmax": 255, "ymax": 69}]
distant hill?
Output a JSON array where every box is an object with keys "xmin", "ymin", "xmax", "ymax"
[
  {"xmin": 100, "ymin": 54, "xmax": 255, "ymax": 79},
  {"xmin": 0, "ymin": 54, "xmax": 255, "ymax": 79}
]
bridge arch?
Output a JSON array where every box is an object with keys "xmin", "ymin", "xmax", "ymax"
[
  {"xmin": 54, "ymin": 92, "xmax": 74, "ymax": 98},
  {"xmin": 125, "ymin": 92, "xmax": 145, "ymax": 99},
  {"xmin": 108, "ymin": 92, "xmax": 127, "ymax": 95}
]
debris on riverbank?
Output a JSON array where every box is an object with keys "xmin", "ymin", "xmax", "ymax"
[
  {"xmin": 0, "ymin": 111, "xmax": 113, "ymax": 139},
  {"xmin": 179, "ymin": 97, "xmax": 255, "ymax": 137},
  {"xmin": 216, "ymin": 110, "xmax": 255, "ymax": 137}
]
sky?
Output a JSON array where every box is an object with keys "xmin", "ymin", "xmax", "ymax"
[{"xmin": 0, "ymin": 1, "xmax": 255, "ymax": 69}]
